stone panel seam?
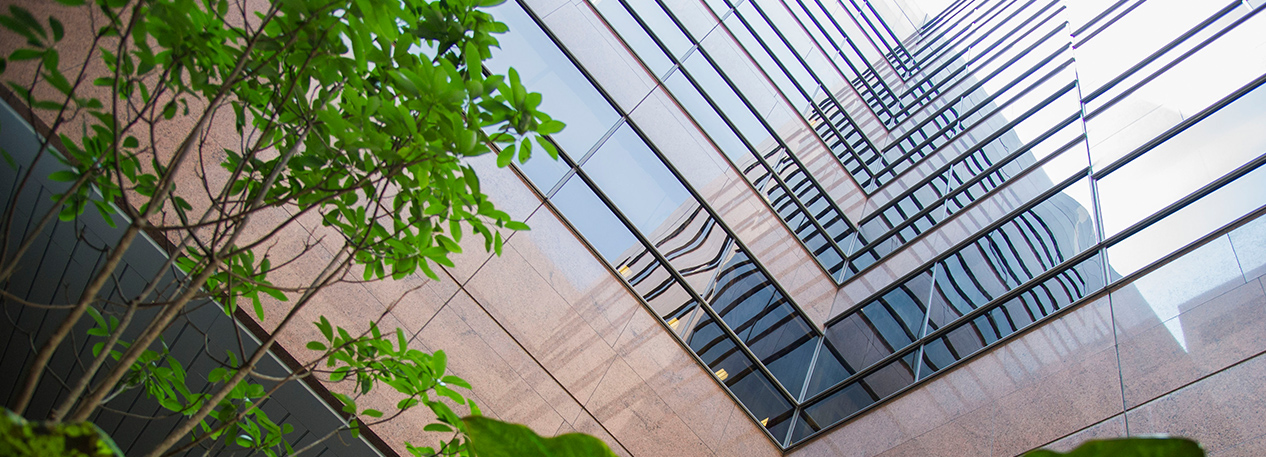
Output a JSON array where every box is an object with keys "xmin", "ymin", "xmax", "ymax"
[{"xmin": 445, "ymin": 286, "xmax": 636, "ymax": 456}]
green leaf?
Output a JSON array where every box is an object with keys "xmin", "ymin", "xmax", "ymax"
[
  {"xmin": 397, "ymin": 397, "xmax": 419, "ymax": 410},
  {"xmin": 496, "ymin": 143, "xmax": 515, "ymax": 168},
  {"xmin": 86, "ymin": 306, "xmax": 106, "ymax": 328},
  {"xmin": 463, "ymin": 416, "xmax": 619, "ymax": 457},
  {"xmin": 48, "ymin": 170, "xmax": 77, "ymax": 182},
  {"xmin": 0, "ymin": 147, "xmax": 14, "ymax": 170},
  {"xmin": 306, "ymin": 341, "xmax": 327, "ymax": 351},
  {"xmin": 0, "ymin": 409, "xmax": 126, "ymax": 456},
  {"xmin": 8, "ymin": 6, "xmax": 44, "ymax": 38},
  {"xmin": 317, "ymin": 316, "xmax": 333, "ymax": 341},
  {"xmin": 441, "ymin": 375, "xmax": 471, "ymax": 390},
  {"xmin": 517, "ymin": 137, "xmax": 532, "ymax": 163},
  {"xmin": 537, "ymin": 120, "xmax": 565, "ymax": 136},
  {"xmin": 9, "ymin": 49, "xmax": 42, "ymax": 61},
  {"xmin": 536, "ymin": 136, "xmax": 560, "ymax": 160},
  {"xmin": 48, "ymin": 16, "xmax": 63, "ymax": 41},
  {"xmin": 252, "ymin": 296, "xmax": 265, "ymax": 321},
  {"xmin": 431, "ymin": 349, "xmax": 447, "ymax": 376},
  {"xmin": 1023, "ymin": 438, "xmax": 1204, "ymax": 457},
  {"xmin": 362, "ymin": 409, "xmax": 383, "ymax": 418},
  {"xmin": 423, "ymin": 423, "xmax": 452, "ymax": 433}
]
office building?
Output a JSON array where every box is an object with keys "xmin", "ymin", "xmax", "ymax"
[
  {"xmin": 2, "ymin": 0, "xmax": 1266, "ymax": 455},
  {"xmin": 459, "ymin": 0, "xmax": 1266, "ymax": 454}
]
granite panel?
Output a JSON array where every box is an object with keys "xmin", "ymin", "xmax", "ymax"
[
  {"xmin": 873, "ymin": 402, "xmax": 996, "ymax": 457},
  {"xmin": 989, "ymin": 297, "xmax": 1124, "ymax": 457},
  {"xmin": 1115, "ymin": 278, "xmax": 1266, "ymax": 409},
  {"xmin": 1217, "ymin": 432, "xmax": 1266, "ymax": 457},
  {"xmin": 1127, "ymin": 352, "xmax": 1266, "ymax": 455},
  {"xmin": 412, "ymin": 292, "xmax": 570, "ymax": 435},
  {"xmin": 443, "ymin": 290, "xmax": 584, "ymax": 423},
  {"xmin": 440, "ymin": 227, "xmax": 500, "ymax": 286},
  {"xmin": 700, "ymin": 26, "xmax": 781, "ymax": 120},
  {"xmin": 542, "ymin": 2, "xmax": 658, "ymax": 113},
  {"xmin": 464, "ymin": 247, "xmax": 618, "ymax": 406},
  {"xmin": 791, "ymin": 406, "xmax": 907, "ymax": 457},
  {"xmin": 661, "ymin": 0, "xmax": 721, "ymax": 41},
  {"xmin": 629, "ymin": 88, "xmax": 733, "ymax": 194},
  {"xmin": 613, "ymin": 310, "xmax": 737, "ymax": 452},
  {"xmin": 558, "ymin": 410, "xmax": 635, "ymax": 457},
  {"xmin": 1039, "ymin": 415, "xmax": 1127, "ymax": 454},
  {"xmin": 798, "ymin": 298, "xmax": 1118, "ymax": 456},
  {"xmin": 509, "ymin": 205, "xmax": 638, "ymax": 347},
  {"xmin": 714, "ymin": 400, "xmax": 782, "ymax": 457},
  {"xmin": 585, "ymin": 358, "xmax": 716, "ymax": 457},
  {"xmin": 782, "ymin": 260, "xmax": 838, "ymax": 328},
  {"xmin": 1112, "ymin": 236, "xmax": 1248, "ymax": 337},
  {"xmin": 467, "ymin": 152, "xmax": 544, "ymax": 224}
]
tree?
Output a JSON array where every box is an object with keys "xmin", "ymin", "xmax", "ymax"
[
  {"xmin": 0, "ymin": 0, "xmax": 589, "ymax": 455},
  {"xmin": 1022, "ymin": 437, "xmax": 1204, "ymax": 457}
]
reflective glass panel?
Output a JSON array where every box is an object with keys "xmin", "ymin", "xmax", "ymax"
[
  {"xmin": 551, "ymin": 175, "xmax": 640, "ymax": 263},
  {"xmin": 805, "ymin": 269, "xmax": 933, "ymax": 397},
  {"xmin": 583, "ymin": 123, "xmax": 693, "ymax": 236},
  {"xmin": 688, "ymin": 314, "xmax": 794, "ymax": 437},
  {"xmin": 486, "ymin": 2, "xmax": 620, "ymax": 157}
]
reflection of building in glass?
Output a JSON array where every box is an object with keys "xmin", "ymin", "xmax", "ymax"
[
  {"xmin": 488, "ymin": 0, "xmax": 1266, "ymax": 451},
  {"xmin": 482, "ymin": 0, "xmax": 1266, "ymax": 450}
]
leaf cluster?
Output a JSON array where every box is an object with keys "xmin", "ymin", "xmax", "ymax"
[
  {"xmin": 0, "ymin": 408, "xmax": 124, "ymax": 457},
  {"xmin": 312, "ymin": 318, "xmax": 477, "ymax": 456},
  {"xmin": 0, "ymin": 0, "xmax": 571, "ymax": 453},
  {"xmin": 1023, "ymin": 438, "xmax": 1204, "ymax": 457}
]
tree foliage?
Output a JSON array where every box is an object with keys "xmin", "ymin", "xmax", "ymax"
[
  {"xmin": 0, "ymin": 408, "xmax": 123, "ymax": 457},
  {"xmin": 0, "ymin": 0, "xmax": 570, "ymax": 454},
  {"xmin": 463, "ymin": 416, "xmax": 619, "ymax": 457},
  {"xmin": 1023, "ymin": 438, "xmax": 1204, "ymax": 457}
]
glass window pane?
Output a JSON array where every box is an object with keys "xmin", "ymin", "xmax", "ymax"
[
  {"xmin": 688, "ymin": 314, "xmax": 794, "ymax": 438},
  {"xmin": 624, "ymin": 0, "xmax": 695, "ymax": 60},
  {"xmin": 487, "ymin": 2, "xmax": 620, "ymax": 157},
  {"xmin": 664, "ymin": 69, "xmax": 751, "ymax": 162},
  {"xmin": 806, "ymin": 269, "xmax": 933, "ymax": 397},
  {"xmin": 1086, "ymin": 9, "xmax": 1266, "ymax": 168},
  {"xmin": 918, "ymin": 254, "xmax": 1105, "ymax": 379},
  {"xmin": 1075, "ymin": 0, "xmax": 1238, "ymax": 94},
  {"xmin": 658, "ymin": 209, "xmax": 731, "ymax": 293},
  {"xmin": 551, "ymin": 175, "xmax": 640, "ymax": 263},
  {"xmin": 590, "ymin": 0, "xmax": 675, "ymax": 77},
  {"xmin": 794, "ymin": 351, "xmax": 919, "ymax": 443},
  {"xmin": 1098, "ymin": 81, "xmax": 1266, "ymax": 237},
  {"xmin": 681, "ymin": 50, "xmax": 773, "ymax": 150},
  {"xmin": 1107, "ymin": 162, "xmax": 1266, "ymax": 279},
  {"xmin": 582, "ymin": 124, "xmax": 693, "ymax": 236}
]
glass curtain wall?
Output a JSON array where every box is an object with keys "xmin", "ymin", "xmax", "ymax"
[
  {"xmin": 782, "ymin": 0, "xmax": 1266, "ymax": 447},
  {"xmin": 483, "ymin": 0, "xmax": 1266, "ymax": 449}
]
